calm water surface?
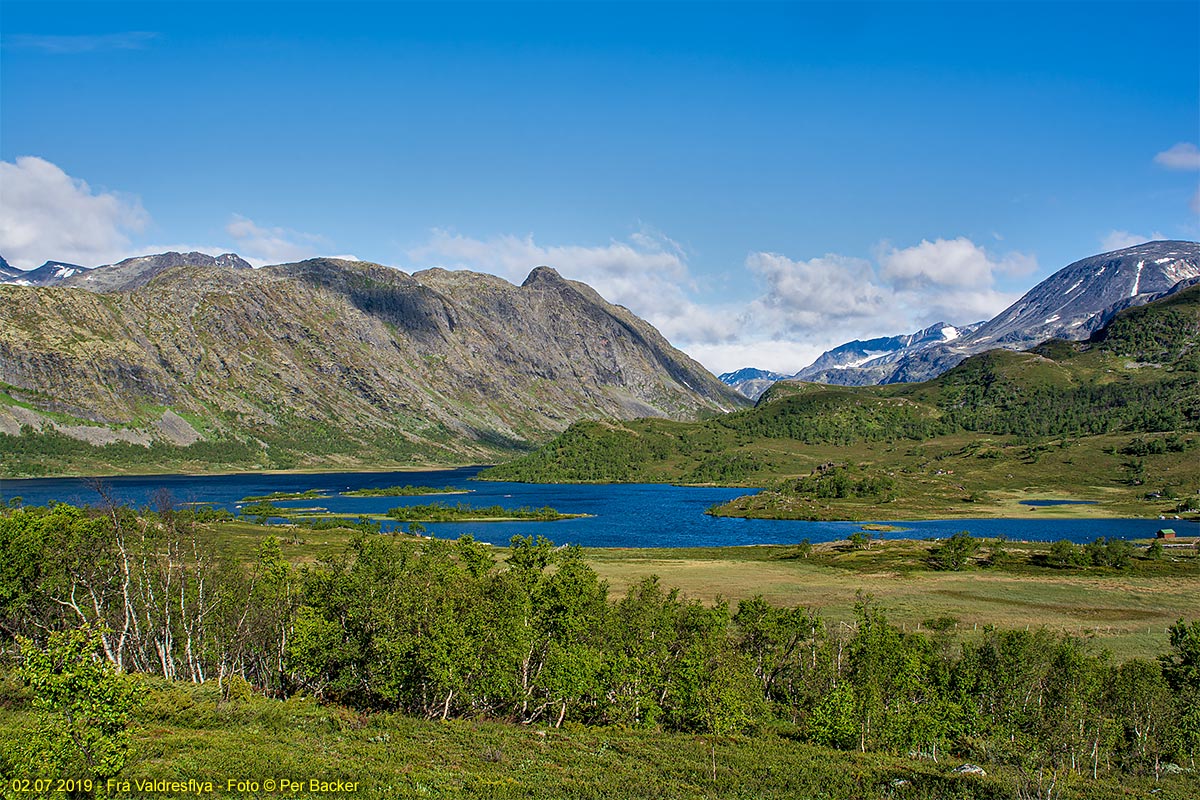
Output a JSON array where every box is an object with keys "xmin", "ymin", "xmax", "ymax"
[{"xmin": 1, "ymin": 467, "xmax": 1192, "ymax": 547}]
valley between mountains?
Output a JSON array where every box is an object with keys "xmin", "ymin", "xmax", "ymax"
[{"xmin": 1, "ymin": 241, "xmax": 1197, "ymax": 524}]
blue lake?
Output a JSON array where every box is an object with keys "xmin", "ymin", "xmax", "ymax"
[{"xmin": 0, "ymin": 467, "xmax": 1192, "ymax": 548}]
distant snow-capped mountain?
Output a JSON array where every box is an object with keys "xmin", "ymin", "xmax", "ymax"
[
  {"xmin": 791, "ymin": 320, "xmax": 985, "ymax": 386},
  {"xmin": 0, "ymin": 251, "xmax": 254, "ymax": 291},
  {"xmin": 717, "ymin": 321, "xmax": 984, "ymax": 398},
  {"xmin": 969, "ymin": 240, "xmax": 1200, "ymax": 348},
  {"xmin": 0, "ymin": 256, "xmax": 21, "ymax": 282},
  {"xmin": 879, "ymin": 239, "xmax": 1200, "ymax": 384},
  {"xmin": 62, "ymin": 251, "xmax": 252, "ymax": 292},
  {"xmin": 720, "ymin": 240, "xmax": 1200, "ymax": 397},
  {"xmin": 717, "ymin": 368, "xmax": 789, "ymax": 400},
  {"xmin": 0, "ymin": 260, "xmax": 91, "ymax": 287}
]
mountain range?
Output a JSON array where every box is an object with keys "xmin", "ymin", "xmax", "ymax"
[
  {"xmin": 723, "ymin": 240, "xmax": 1200, "ymax": 398},
  {"xmin": 483, "ymin": 281, "xmax": 1200, "ymax": 519},
  {"xmin": 4, "ymin": 239, "xmax": 1198, "ymax": 476},
  {"xmin": 0, "ymin": 254, "xmax": 746, "ymax": 475}
]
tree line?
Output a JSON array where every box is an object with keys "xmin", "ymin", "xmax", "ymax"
[{"xmin": 1, "ymin": 502, "xmax": 1198, "ymax": 785}]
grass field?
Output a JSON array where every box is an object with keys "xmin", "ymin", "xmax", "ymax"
[
  {"xmin": 206, "ymin": 521, "xmax": 1200, "ymax": 662},
  {"xmin": 584, "ymin": 542, "xmax": 1200, "ymax": 662}
]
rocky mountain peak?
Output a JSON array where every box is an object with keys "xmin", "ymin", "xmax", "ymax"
[
  {"xmin": 969, "ymin": 240, "xmax": 1200, "ymax": 348},
  {"xmin": 522, "ymin": 265, "xmax": 566, "ymax": 287},
  {"xmin": 722, "ymin": 241, "xmax": 1199, "ymax": 396},
  {"xmin": 58, "ymin": 251, "xmax": 253, "ymax": 293},
  {"xmin": 0, "ymin": 255, "xmax": 19, "ymax": 281}
]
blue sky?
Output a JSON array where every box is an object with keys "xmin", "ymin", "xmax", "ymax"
[{"xmin": 2, "ymin": 1, "xmax": 1198, "ymax": 372}]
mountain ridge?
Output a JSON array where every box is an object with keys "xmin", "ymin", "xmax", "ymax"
[
  {"xmin": 0, "ymin": 256, "xmax": 747, "ymax": 476},
  {"xmin": 61, "ymin": 251, "xmax": 252, "ymax": 292}
]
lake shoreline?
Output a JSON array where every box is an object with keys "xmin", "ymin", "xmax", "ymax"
[
  {"xmin": 4, "ymin": 467, "xmax": 1188, "ymax": 523},
  {"xmin": 4, "ymin": 467, "xmax": 1194, "ymax": 547}
]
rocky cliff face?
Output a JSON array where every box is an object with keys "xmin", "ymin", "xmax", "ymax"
[{"xmin": 0, "ymin": 257, "xmax": 747, "ymax": 468}]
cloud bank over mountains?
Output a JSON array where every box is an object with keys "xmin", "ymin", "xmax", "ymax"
[
  {"xmin": 0, "ymin": 156, "xmax": 149, "ymax": 269},
  {"xmin": 412, "ymin": 231, "xmax": 1035, "ymax": 373},
  {"xmin": 0, "ymin": 157, "xmax": 355, "ymax": 270}
]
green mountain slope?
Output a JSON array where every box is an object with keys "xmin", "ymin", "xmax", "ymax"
[
  {"xmin": 481, "ymin": 285, "xmax": 1200, "ymax": 520},
  {"xmin": 0, "ymin": 258, "xmax": 747, "ymax": 476}
]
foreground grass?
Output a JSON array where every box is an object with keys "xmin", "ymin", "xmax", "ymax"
[{"xmin": 0, "ymin": 677, "xmax": 1195, "ymax": 800}]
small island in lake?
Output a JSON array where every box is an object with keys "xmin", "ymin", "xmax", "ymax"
[
  {"xmin": 240, "ymin": 489, "xmax": 328, "ymax": 502},
  {"xmin": 385, "ymin": 501, "xmax": 587, "ymax": 522},
  {"xmin": 342, "ymin": 484, "xmax": 469, "ymax": 497}
]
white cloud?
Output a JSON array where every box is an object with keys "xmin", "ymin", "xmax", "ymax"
[
  {"xmin": 0, "ymin": 156, "xmax": 149, "ymax": 268},
  {"xmin": 1154, "ymin": 142, "xmax": 1200, "ymax": 171},
  {"xmin": 1100, "ymin": 230, "xmax": 1167, "ymax": 252},
  {"xmin": 867, "ymin": 237, "xmax": 1030, "ymax": 327},
  {"xmin": 225, "ymin": 215, "xmax": 357, "ymax": 267},
  {"xmin": 0, "ymin": 157, "xmax": 355, "ymax": 273},
  {"xmin": 904, "ymin": 285, "xmax": 1020, "ymax": 327},
  {"xmin": 879, "ymin": 237, "xmax": 1036, "ymax": 289},
  {"xmin": 411, "ymin": 228, "xmax": 689, "ymax": 286},
  {"xmin": 686, "ymin": 339, "xmax": 845, "ymax": 377},
  {"xmin": 731, "ymin": 240, "xmax": 1025, "ymax": 366},
  {"xmin": 743, "ymin": 252, "xmax": 892, "ymax": 333}
]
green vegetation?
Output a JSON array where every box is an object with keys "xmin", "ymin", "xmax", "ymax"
[
  {"xmin": 580, "ymin": 538, "xmax": 1200, "ymax": 663},
  {"xmin": 0, "ymin": 425, "xmax": 262, "ymax": 477},
  {"xmin": 1, "ymin": 504, "xmax": 1198, "ymax": 797},
  {"xmin": 482, "ymin": 286, "xmax": 1200, "ymax": 520},
  {"xmin": 927, "ymin": 530, "xmax": 979, "ymax": 570},
  {"xmin": 7, "ymin": 682, "xmax": 1193, "ymax": 800},
  {"xmin": 0, "ymin": 415, "xmax": 501, "ymax": 479},
  {"xmin": 384, "ymin": 501, "xmax": 584, "ymax": 522},
  {"xmin": 238, "ymin": 500, "xmax": 286, "ymax": 519},
  {"xmin": 239, "ymin": 489, "xmax": 326, "ymax": 502},
  {"xmin": 342, "ymin": 484, "xmax": 467, "ymax": 497},
  {"xmin": 14, "ymin": 625, "xmax": 145, "ymax": 790}
]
